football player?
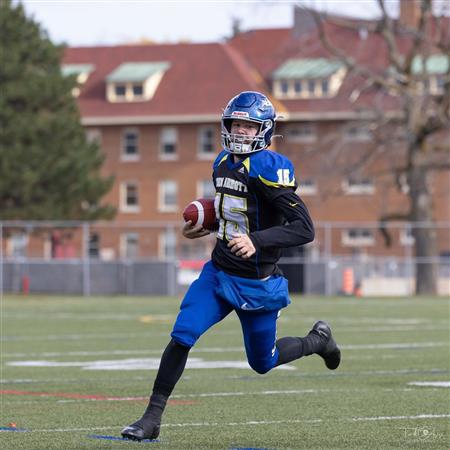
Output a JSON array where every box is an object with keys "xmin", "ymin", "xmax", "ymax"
[{"xmin": 121, "ymin": 91, "xmax": 341, "ymax": 441}]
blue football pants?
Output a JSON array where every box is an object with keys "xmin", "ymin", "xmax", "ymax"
[{"xmin": 171, "ymin": 261, "xmax": 280, "ymax": 374}]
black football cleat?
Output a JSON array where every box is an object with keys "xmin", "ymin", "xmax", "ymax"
[
  {"xmin": 121, "ymin": 418, "xmax": 160, "ymax": 441},
  {"xmin": 311, "ymin": 320, "xmax": 341, "ymax": 370}
]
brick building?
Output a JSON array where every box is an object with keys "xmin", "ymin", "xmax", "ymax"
[{"xmin": 5, "ymin": 2, "xmax": 449, "ymax": 263}]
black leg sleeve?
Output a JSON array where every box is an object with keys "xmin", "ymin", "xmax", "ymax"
[
  {"xmin": 275, "ymin": 330, "xmax": 326, "ymax": 367},
  {"xmin": 141, "ymin": 339, "xmax": 190, "ymax": 422},
  {"xmin": 152, "ymin": 338, "xmax": 190, "ymax": 398},
  {"xmin": 274, "ymin": 337, "xmax": 305, "ymax": 366}
]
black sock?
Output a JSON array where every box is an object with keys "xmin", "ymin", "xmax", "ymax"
[
  {"xmin": 141, "ymin": 339, "xmax": 190, "ymax": 423},
  {"xmin": 275, "ymin": 330, "xmax": 326, "ymax": 366}
]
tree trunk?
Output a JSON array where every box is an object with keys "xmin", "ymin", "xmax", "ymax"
[{"xmin": 407, "ymin": 159, "xmax": 438, "ymax": 295}]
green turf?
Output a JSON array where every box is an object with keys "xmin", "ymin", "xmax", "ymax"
[{"xmin": 1, "ymin": 294, "xmax": 449, "ymax": 449}]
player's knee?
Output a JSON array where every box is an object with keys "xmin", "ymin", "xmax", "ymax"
[
  {"xmin": 248, "ymin": 358, "xmax": 273, "ymax": 375},
  {"xmin": 170, "ymin": 327, "xmax": 200, "ymax": 348}
]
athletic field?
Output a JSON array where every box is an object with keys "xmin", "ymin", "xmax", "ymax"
[{"xmin": 1, "ymin": 294, "xmax": 449, "ymax": 450}]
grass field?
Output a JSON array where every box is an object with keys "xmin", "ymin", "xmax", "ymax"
[{"xmin": 1, "ymin": 294, "xmax": 449, "ymax": 450}]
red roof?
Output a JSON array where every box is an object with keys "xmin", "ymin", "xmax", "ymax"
[
  {"xmin": 228, "ymin": 28, "xmax": 300, "ymax": 79},
  {"xmin": 63, "ymin": 43, "xmax": 266, "ymax": 119},
  {"xmin": 64, "ymin": 14, "xmax": 449, "ymax": 121}
]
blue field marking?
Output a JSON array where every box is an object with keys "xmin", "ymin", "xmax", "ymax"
[
  {"xmin": 88, "ymin": 434, "xmax": 160, "ymax": 443},
  {"xmin": 0, "ymin": 426, "xmax": 28, "ymax": 432},
  {"xmin": 229, "ymin": 448, "xmax": 273, "ymax": 450}
]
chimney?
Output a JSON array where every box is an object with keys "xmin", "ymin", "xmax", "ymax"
[
  {"xmin": 293, "ymin": 6, "xmax": 318, "ymax": 37},
  {"xmin": 399, "ymin": 0, "xmax": 425, "ymax": 28}
]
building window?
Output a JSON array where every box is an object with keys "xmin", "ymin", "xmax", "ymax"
[
  {"xmin": 158, "ymin": 180, "xmax": 178, "ymax": 212},
  {"xmin": 298, "ymin": 179, "xmax": 317, "ymax": 196},
  {"xmin": 285, "ymin": 124, "xmax": 316, "ymax": 142},
  {"xmin": 7, "ymin": 233, "xmax": 28, "ymax": 257},
  {"xmin": 198, "ymin": 126, "xmax": 216, "ymax": 158},
  {"xmin": 400, "ymin": 228, "xmax": 415, "ymax": 246},
  {"xmin": 120, "ymin": 233, "xmax": 139, "ymax": 258},
  {"xmin": 115, "ymin": 84, "xmax": 126, "ymax": 98},
  {"xmin": 159, "ymin": 127, "xmax": 178, "ymax": 160},
  {"xmin": 281, "ymin": 80, "xmax": 289, "ymax": 94},
  {"xmin": 342, "ymin": 229, "xmax": 375, "ymax": 246},
  {"xmin": 120, "ymin": 182, "xmax": 140, "ymax": 213},
  {"xmin": 86, "ymin": 128, "xmax": 102, "ymax": 145},
  {"xmin": 294, "ymin": 80, "xmax": 302, "ymax": 94},
  {"xmin": 121, "ymin": 129, "xmax": 139, "ymax": 161},
  {"xmin": 197, "ymin": 179, "xmax": 216, "ymax": 199},
  {"xmin": 159, "ymin": 229, "xmax": 177, "ymax": 259},
  {"xmin": 436, "ymin": 76, "xmax": 445, "ymax": 93},
  {"xmin": 321, "ymin": 79, "xmax": 329, "ymax": 95},
  {"xmin": 89, "ymin": 233, "xmax": 100, "ymax": 258},
  {"xmin": 307, "ymin": 80, "xmax": 315, "ymax": 95},
  {"xmin": 344, "ymin": 125, "xmax": 371, "ymax": 141},
  {"xmin": 342, "ymin": 177, "xmax": 375, "ymax": 195},
  {"xmin": 132, "ymin": 84, "xmax": 143, "ymax": 97}
]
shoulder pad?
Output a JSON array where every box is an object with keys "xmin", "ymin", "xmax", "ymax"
[
  {"xmin": 213, "ymin": 150, "xmax": 229, "ymax": 170},
  {"xmin": 249, "ymin": 150, "xmax": 296, "ymax": 188}
]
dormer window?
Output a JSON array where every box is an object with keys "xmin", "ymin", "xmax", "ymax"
[
  {"xmin": 61, "ymin": 64, "xmax": 94, "ymax": 97},
  {"xmin": 272, "ymin": 58, "xmax": 346, "ymax": 99},
  {"xmin": 389, "ymin": 54, "xmax": 448, "ymax": 96},
  {"xmin": 115, "ymin": 84, "xmax": 126, "ymax": 98},
  {"xmin": 106, "ymin": 61, "xmax": 170, "ymax": 103}
]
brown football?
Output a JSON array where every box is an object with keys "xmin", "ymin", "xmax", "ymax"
[{"xmin": 183, "ymin": 198, "xmax": 217, "ymax": 231}]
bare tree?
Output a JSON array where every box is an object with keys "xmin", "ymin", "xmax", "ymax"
[{"xmin": 299, "ymin": 0, "xmax": 449, "ymax": 294}]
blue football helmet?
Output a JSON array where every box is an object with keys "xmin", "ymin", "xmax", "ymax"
[{"xmin": 221, "ymin": 91, "xmax": 276, "ymax": 154}]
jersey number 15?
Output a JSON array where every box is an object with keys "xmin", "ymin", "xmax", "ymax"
[{"xmin": 215, "ymin": 193, "xmax": 250, "ymax": 241}]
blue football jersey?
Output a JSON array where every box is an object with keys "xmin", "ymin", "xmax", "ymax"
[{"xmin": 211, "ymin": 149, "xmax": 314, "ymax": 279}]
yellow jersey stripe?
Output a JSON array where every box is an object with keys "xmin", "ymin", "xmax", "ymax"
[{"xmin": 258, "ymin": 175, "xmax": 296, "ymax": 188}]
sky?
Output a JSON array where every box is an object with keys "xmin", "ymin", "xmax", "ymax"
[{"xmin": 20, "ymin": 0, "xmax": 450, "ymax": 47}]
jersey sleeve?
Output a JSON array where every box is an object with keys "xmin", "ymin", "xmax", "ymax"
[
  {"xmin": 250, "ymin": 190, "xmax": 315, "ymax": 249},
  {"xmin": 252, "ymin": 151, "xmax": 298, "ymax": 201}
]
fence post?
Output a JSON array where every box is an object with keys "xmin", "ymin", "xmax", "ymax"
[
  {"xmin": 325, "ymin": 223, "xmax": 332, "ymax": 296},
  {"xmin": 167, "ymin": 225, "xmax": 177, "ymax": 297},
  {"xmin": 82, "ymin": 222, "xmax": 90, "ymax": 297},
  {"xmin": 0, "ymin": 222, "xmax": 3, "ymax": 299}
]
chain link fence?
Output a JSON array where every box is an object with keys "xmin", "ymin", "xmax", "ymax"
[{"xmin": 1, "ymin": 221, "xmax": 449, "ymax": 296}]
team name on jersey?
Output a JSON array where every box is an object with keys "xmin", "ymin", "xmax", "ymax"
[{"xmin": 215, "ymin": 177, "xmax": 248, "ymax": 193}]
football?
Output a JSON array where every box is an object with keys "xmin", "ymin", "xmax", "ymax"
[{"xmin": 183, "ymin": 198, "xmax": 217, "ymax": 231}]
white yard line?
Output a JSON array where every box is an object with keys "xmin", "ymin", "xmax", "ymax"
[
  {"xmin": 352, "ymin": 414, "xmax": 450, "ymax": 421},
  {"xmin": 3, "ymin": 341, "xmax": 449, "ymax": 359},
  {"xmin": 2, "ymin": 347, "xmax": 246, "ymax": 358},
  {"xmin": 408, "ymin": 381, "xmax": 450, "ymax": 388},
  {"xmin": 2, "ymin": 414, "xmax": 449, "ymax": 433}
]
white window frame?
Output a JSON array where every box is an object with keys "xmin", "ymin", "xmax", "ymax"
[
  {"xmin": 159, "ymin": 127, "xmax": 178, "ymax": 161},
  {"xmin": 342, "ymin": 229, "xmax": 375, "ymax": 247},
  {"xmin": 343, "ymin": 125, "xmax": 371, "ymax": 142},
  {"xmin": 114, "ymin": 84, "xmax": 127, "ymax": 99},
  {"xmin": 120, "ymin": 181, "xmax": 140, "ymax": 213},
  {"xmin": 273, "ymin": 68, "xmax": 347, "ymax": 100},
  {"xmin": 121, "ymin": 128, "xmax": 140, "ymax": 162},
  {"xmin": 158, "ymin": 229, "xmax": 177, "ymax": 259},
  {"xmin": 120, "ymin": 233, "xmax": 140, "ymax": 258},
  {"xmin": 198, "ymin": 126, "xmax": 216, "ymax": 160},
  {"xmin": 108, "ymin": 82, "xmax": 147, "ymax": 102},
  {"xmin": 285, "ymin": 124, "xmax": 317, "ymax": 143},
  {"xmin": 86, "ymin": 128, "xmax": 102, "ymax": 145},
  {"xmin": 342, "ymin": 177, "xmax": 375, "ymax": 195},
  {"xmin": 399, "ymin": 228, "xmax": 415, "ymax": 246},
  {"xmin": 7, "ymin": 232, "xmax": 29, "ymax": 257},
  {"xmin": 158, "ymin": 180, "xmax": 178, "ymax": 212},
  {"xmin": 297, "ymin": 179, "xmax": 317, "ymax": 196},
  {"xmin": 196, "ymin": 179, "xmax": 216, "ymax": 199}
]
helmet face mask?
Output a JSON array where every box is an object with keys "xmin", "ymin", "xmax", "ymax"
[{"xmin": 221, "ymin": 92, "xmax": 276, "ymax": 155}]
